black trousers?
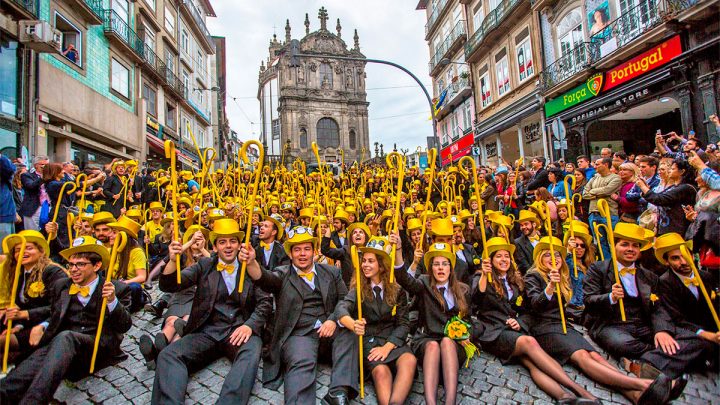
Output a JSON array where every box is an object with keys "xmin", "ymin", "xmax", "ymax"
[
  {"xmin": 592, "ymin": 323, "xmax": 708, "ymax": 379},
  {"xmin": 280, "ymin": 328, "xmax": 359, "ymax": 405},
  {"xmin": 151, "ymin": 332, "xmax": 261, "ymax": 405},
  {"xmin": 0, "ymin": 330, "xmax": 95, "ymax": 405}
]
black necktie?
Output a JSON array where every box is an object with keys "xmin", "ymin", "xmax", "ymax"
[
  {"xmin": 438, "ymin": 286, "xmax": 450, "ymax": 310},
  {"xmin": 373, "ymin": 286, "xmax": 383, "ymax": 313}
]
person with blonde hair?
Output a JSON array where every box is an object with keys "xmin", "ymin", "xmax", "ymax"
[{"xmin": 613, "ymin": 162, "xmax": 642, "ymax": 222}]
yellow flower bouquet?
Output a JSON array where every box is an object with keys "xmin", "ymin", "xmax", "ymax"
[
  {"xmin": 443, "ymin": 315, "xmax": 478, "ymax": 368},
  {"xmin": 27, "ymin": 281, "xmax": 45, "ymax": 298}
]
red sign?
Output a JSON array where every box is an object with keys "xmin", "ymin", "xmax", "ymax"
[
  {"xmin": 441, "ymin": 146, "xmax": 471, "ymax": 165},
  {"xmin": 441, "ymin": 132, "xmax": 474, "ymax": 163},
  {"xmin": 603, "ymin": 35, "xmax": 682, "ymax": 92}
]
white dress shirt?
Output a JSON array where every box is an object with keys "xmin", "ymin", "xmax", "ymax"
[
  {"xmin": 674, "ymin": 271, "xmax": 699, "ymax": 299},
  {"xmin": 436, "ymin": 282, "xmax": 455, "ymax": 309},
  {"xmin": 610, "ymin": 262, "xmax": 639, "ymax": 304},
  {"xmin": 219, "ymin": 259, "xmax": 239, "ymax": 295},
  {"xmin": 499, "ymin": 276, "xmax": 514, "ymax": 300}
]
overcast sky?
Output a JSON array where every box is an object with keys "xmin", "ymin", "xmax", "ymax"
[{"xmin": 207, "ymin": 0, "xmax": 433, "ymax": 154}]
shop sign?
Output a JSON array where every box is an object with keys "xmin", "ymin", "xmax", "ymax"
[
  {"xmin": 523, "ymin": 122, "xmax": 541, "ymax": 143},
  {"xmin": 603, "ymin": 35, "xmax": 682, "ymax": 92},
  {"xmin": 545, "ymin": 73, "xmax": 603, "ymax": 118},
  {"xmin": 146, "ymin": 115, "xmax": 160, "ymax": 131},
  {"xmin": 440, "ymin": 131, "xmax": 474, "ymax": 162},
  {"xmin": 570, "ymin": 88, "xmax": 650, "ymax": 124}
]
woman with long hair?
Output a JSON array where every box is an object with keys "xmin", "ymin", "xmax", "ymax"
[
  {"xmin": 0, "ymin": 231, "xmax": 66, "ymax": 362},
  {"xmin": 473, "ymin": 237, "xmax": 597, "ymax": 402},
  {"xmin": 392, "ymin": 232, "xmax": 472, "ymax": 405},
  {"xmin": 547, "ymin": 168, "xmax": 566, "ymax": 200},
  {"xmin": 107, "ymin": 216, "xmax": 148, "ymax": 312},
  {"xmin": 146, "ymin": 215, "xmax": 174, "ymax": 284},
  {"xmin": 336, "ymin": 237, "xmax": 416, "ymax": 405},
  {"xmin": 613, "ymin": 162, "xmax": 641, "ymax": 223},
  {"xmin": 564, "ymin": 223, "xmax": 596, "ymax": 320},
  {"xmin": 573, "ymin": 169, "xmax": 590, "ymax": 222},
  {"xmin": 638, "ymin": 159, "xmax": 697, "ymax": 236},
  {"xmin": 534, "ymin": 187, "xmax": 558, "ymax": 221},
  {"xmin": 525, "ymin": 237, "xmax": 671, "ymax": 404},
  {"xmin": 43, "ymin": 163, "xmax": 74, "ymax": 253}
]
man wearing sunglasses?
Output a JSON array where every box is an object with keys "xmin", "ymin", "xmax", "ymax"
[{"xmin": 243, "ymin": 225, "xmax": 359, "ymax": 405}]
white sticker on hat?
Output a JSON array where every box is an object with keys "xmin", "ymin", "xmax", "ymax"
[{"xmin": 72, "ymin": 237, "xmax": 85, "ymax": 247}]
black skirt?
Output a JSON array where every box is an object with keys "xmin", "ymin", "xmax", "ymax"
[
  {"xmin": 163, "ymin": 288, "xmax": 195, "ymax": 320},
  {"xmin": 532, "ymin": 326, "xmax": 595, "ymax": 365},
  {"xmin": 481, "ymin": 329, "xmax": 523, "ymax": 363},
  {"xmin": 362, "ymin": 336, "xmax": 414, "ymax": 372}
]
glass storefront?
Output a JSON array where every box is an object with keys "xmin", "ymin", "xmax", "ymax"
[
  {"xmin": 71, "ymin": 143, "xmax": 116, "ymax": 169},
  {"xmin": 0, "ymin": 38, "xmax": 19, "ymax": 119}
]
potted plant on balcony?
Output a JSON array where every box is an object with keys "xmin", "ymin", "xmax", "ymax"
[{"xmin": 459, "ymin": 71, "xmax": 470, "ymax": 80}]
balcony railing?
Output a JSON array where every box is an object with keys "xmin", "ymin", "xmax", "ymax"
[
  {"xmin": 10, "ymin": 0, "xmax": 37, "ymax": 14},
  {"xmin": 161, "ymin": 66, "xmax": 187, "ymax": 99},
  {"xmin": 181, "ymin": 0, "xmax": 215, "ymax": 52},
  {"xmin": 142, "ymin": 44, "xmax": 168, "ymax": 84},
  {"xmin": 465, "ymin": 0, "xmax": 522, "ymax": 59},
  {"xmin": 103, "ymin": 10, "xmax": 145, "ymax": 60},
  {"xmin": 84, "ymin": 0, "xmax": 104, "ymax": 20},
  {"xmin": 437, "ymin": 75, "xmax": 471, "ymax": 114},
  {"xmin": 540, "ymin": 42, "xmax": 592, "ymax": 89},
  {"xmin": 425, "ymin": 0, "xmax": 449, "ymax": 36},
  {"xmin": 428, "ymin": 20, "xmax": 466, "ymax": 74},
  {"xmin": 588, "ymin": 0, "xmax": 666, "ymax": 59}
]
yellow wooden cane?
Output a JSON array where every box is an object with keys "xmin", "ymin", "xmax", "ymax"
[
  {"xmin": 680, "ymin": 245, "xmax": 720, "ymax": 330},
  {"xmin": 417, "ymin": 148, "xmax": 437, "ymax": 251},
  {"xmin": 164, "ymin": 140, "xmax": 181, "ymax": 284},
  {"xmin": 89, "ymin": 231, "xmax": 127, "ymax": 373},
  {"xmin": 75, "ymin": 173, "xmax": 89, "ymax": 216},
  {"xmin": 597, "ymin": 199, "xmax": 626, "ymax": 322},
  {"xmin": 563, "ymin": 174, "xmax": 579, "ymax": 278},
  {"xmin": 458, "ymin": 156, "xmax": 490, "ymax": 282},
  {"xmin": 2, "ymin": 234, "xmax": 26, "ymax": 373},
  {"xmin": 47, "ymin": 181, "xmax": 78, "ymax": 241},
  {"xmin": 238, "ymin": 141, "xmax": 265, "ymax": 293},
  {"xmin": 592, "ymin": 222, "xmax": 609, "ymax": 261},
  {"xmin": 350, "ymin": 245, "xmax": 365, "ymax": 398},
  {"xmin": 386, "ymin": 152, "xmax": 406, "ymax": 283},
  {"xmin": 537, "ymin": 200, "xmax": 567, "ymax": 334}
]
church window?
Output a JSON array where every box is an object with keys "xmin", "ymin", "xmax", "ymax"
[
  {"xmin": 317, "ymin": 118, "xmax": 339, "ymax": 148},
  {"xmin": 300, "ymin": 128, "xmax": 308, "ymax": 149},
  {"xmin": 320, "ymin": 63, "xmax": 333, "ymax": 87},
  {"xmin": 349, "ymin": 129, "xmax": 356, "ymax": 149}
]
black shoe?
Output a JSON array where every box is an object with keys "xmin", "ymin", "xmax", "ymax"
[
  {"xmin": 669, "ymin": 374, "xmax": 688, "ymax": 401},
  {"xmin": 144, "ymin": 299, "xmax": 167, "ymax": 317},
  {"xmin": 321, "ymin": 391, "xmax": 349, "ymax": 405},
  {"xmin": 174, "ymin": 319, "xmax": 187, "ymax": 337},
  {"xmin": 154, "ymin": 332, "xmax": 169, "ymax": 353},
  {"xmin": 638, "ymin": 373, "xmax": 671, "ymax": 405},
  {"xmin": 138, "ymin": 334, "xmax": 158, "ymax": 364}
]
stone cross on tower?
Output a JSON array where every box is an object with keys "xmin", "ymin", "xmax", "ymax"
[{"xmin": 318, "ymin": 7, "xmax": 328, "ymax": 31}]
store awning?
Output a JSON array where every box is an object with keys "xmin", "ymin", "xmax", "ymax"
[{"xmin": 146, "ymin": 134, "xmax": 197, "ymax": 168}]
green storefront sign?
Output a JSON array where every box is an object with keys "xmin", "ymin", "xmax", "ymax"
[{"xmin": 544, "ymin": 74, "xmax": 604, "ymax": 118}]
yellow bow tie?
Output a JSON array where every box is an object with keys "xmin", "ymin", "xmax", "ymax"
[
  {"xmin": 619, "ymin": 267, "xmax": 636, "ymax": 277},
  {"xmin": 297, "ymin": 272, "xmax": 314, "ymax": 282},
  {"xmin": 260, "ymin": 241, "xmax": 271, "ymax": 250},
  {"xmin": 454, "ymin": 244, "xmax": 464, "ymax": 251},
  {"xmin": 218, "ymin": 262, "xmax": 236, "ymax": 274},
  {"xmin": 528, "ymin": 235, "xmax": 540, "ymax": 242},
  {"xmin": 69, "ymin": 284, "xmax": 90, "ymax": 297},
  {"xmin": 683, "ymin": 277, "xmax": 699, "ymax": 287},
  {"xmin": 338, "ymin": 231, "xmax": 346, "ymax": 239}
]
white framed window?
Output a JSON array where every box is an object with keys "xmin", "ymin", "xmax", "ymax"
[
  {"xmin": 111, "ymin": 58, "xmax": 130, "ymax": 98},
  {"xmin": 55, "ymin": 12, "xmax": 82, "ymax": 67},
  {"xmin": 142, "ymin": 83, "xmax": 157, "ymax": 116},
  {"xmin": 495, "ymin": 50, "xmax": 510, "ymax": 96},
  {"xmin": 166, "ymin": 103, "xmax": 177, "ymax": 130},
  {"xmin": 441, "ymin": 121, "xmax": 450, "ymax": 146},
  {"xmin": 181, "ymin": 29, "xmax": 189, "ymax": 53},
  {"xmin": 515, "ymin": 29, "xmax": 534, "ymax": 82},
  {"xmin": 164, "ymin": 48, "xmax": 175, "ymax": 73},
  {"xmin": 143, "ymin": 24, "xmax": 155, "ymax": 51},
  {"xmin": 557, "ymin": 9, "xmax": 585, "ymax": 63},
  {"xmin": 164, "ymin": 8, "xmax": 175, "ymax": 35},
  {"xmin": 450, "ymin": 111, "xmax": 460, "ymax": 139},
  {"xmin": 489, "ymin": 0, "xmax": 502, "ymax": 11},
  {"xmin": 112, "ymin": 0, "xmax": 129, "ymax": 24},
  {"xmin": 472, "ymin": 1, "xmax": 484, "ymax": 32},
  {"xmin": 181, "ymin": 115, "xmax": 191, "ymax": 140},
  {"xmin": 462, "ymin": 99, "xmax": 473, "ymax": 130},
  {"xmin": 144, "ymin": 0, "xmax": 155, "ymax": 11},
  {"xmin": 479, "ymin": 67, "xmax": 492, "ymax": 108}
]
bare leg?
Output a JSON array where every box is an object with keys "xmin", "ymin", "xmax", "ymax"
[
  {"xmin": 439, "ymin": 337, "xmax": 459, "ymax": 405},
  {"xmin": 0, "ymin": 333, "xmax": 19, "ymax": 351},
  {"xmin": 422, "ymin": 341, "xmax": 440, "ymax": 405},
  {"xmin": 519, "ymin": 357, "xmax": 573, "ymax": 400},
  {"xmin": 389, "ymin": 353, "xmax": 416, "ymax": 405},
  {"xmin": 570, "ymin": 350, "xmax": 652, "ymax": 403},
  {"xmin": 163, "ymin": 315, "xmax": 178, "ymax": 342},
  {"xmin": 514, "ymin": 336, "xmax": 596, "ymax": 400},
  {"xmin": 372, "ymin": 365, "xmax": 393, "ymax": 405}
]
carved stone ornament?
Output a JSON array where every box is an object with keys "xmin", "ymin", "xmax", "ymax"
[
  {"xmin": 309, "ymin": 62, "xmax": 317, "ymax": 72},
  {"xmin": 334, "ymin": 65, "xmax": 343, "ymax": 74}
]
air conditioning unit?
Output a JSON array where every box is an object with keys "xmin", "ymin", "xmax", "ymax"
[{"xmin": 19, "ymin": 21, "xmax": 62, "ymax": 53}]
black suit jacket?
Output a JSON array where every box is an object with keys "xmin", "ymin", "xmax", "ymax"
[
  {"xmin": 18, "ymin": 170, "xmax": 43, "ymax": 217},
  {"xmin": 330, "ymin": 230, "xmax": 347, "ymax": 250},
  {"xmin": 41, "ymin": 275, "xmax": 132, "ymax": 357},
  {"xmin": 523, "ymin": 270, "xmax": 569, "ymax": 335},
  {"xmin": 526, "ymin": 168, "xmax": 550, "ymax": 192},
  {"xmin": 320, "ymin": 236, "xmax": 355, "ymax": 286},
  {"xmin": 583, "ymin": 260, "xmax": 674, "ymax": 336},
  {"xmin": 657, "ymin": 268, "xmax": 719, "ymax": 334},
  {"xmin": 254, "ymin": 263, "xmax": 348, "ymax": 387},
  {"xmin": 252, "ymin": 238, "xmax": 290, "ymax": 271},
  {"xmin": 471, "ymin": 273, "xmax": 528, "ymax": 342},
  {"xmin": 453, "ymin": 243, "xmax": 480, "ymax": 286},
  {"xmin": 159, "ymin": 255, "xmax": 272, "ymax": 338},
  {"xmin": 513, "ymin": 235, "xmax": 534, "ymax": 275},
  {"xmin": 15, "ymin": 264, "xmax": 67, "ymax": 328}
]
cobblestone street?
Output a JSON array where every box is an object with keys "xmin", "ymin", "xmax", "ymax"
[{"xmin": 38, "ymin": 295, "xmax": 719, "ymax": 405}]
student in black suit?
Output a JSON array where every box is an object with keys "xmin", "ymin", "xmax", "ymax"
[
  {"xmin": 336, "ymin": 236, "xmax": 417, "ymax": 405},
  {"xmin": 472, "ymin": 237, "xmax": 596, "ymax": 402},
  {"xmin": 330, "ymin": 209, "xmax": 351, "ymax": 249},
  {"xmin": 449, "ymin": 215, "xmax": 481, "ymax": 286},
  {"xmin": 392, "ymin": 233, "xmax": 473, "ymax": 405},
  {"xmin": 101, "ymin": 161, "xmax": 126, "ymax": 219},
  {"xmin": 0, "ymin": 236, "xmax": 132, "ymax": 404},
  {"xmin": 151, "ymin": 219, "xmax": 273, "ymax": 405},
  {"xmin": 513, "ymin": 210, "xmax": 542, "ymax": 274},
  {"xmin": 321, "ymin": 222, "xmax": 370, "ymax": 286},
  {"xmin": 252, "ymin": 213, "xmax": 290, "ymax": 270},
  {"xmin": 526, "ymin": 157, "xmax": 550, "ymax": 194},
  {"xmin": 0, "ymin": 231, "xmax": 67, "ymax": 362},
  {"xmin": 527, "ymin": 236, "xmax": 676, "ymax": 404},
  {"xmin": 244, "ymin": 225, "xmax": 358, "ymax": 405}
]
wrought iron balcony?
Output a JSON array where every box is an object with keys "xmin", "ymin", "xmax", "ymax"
[
  {"xmin": 428, "ymin": 20, "xmax": 466, "ymax": 76},
  {"xmin": 103, "ymin": 10, "xmax": 145, "ymax": 63},
  {"xmin": 141, "ymin": 44, "xmax": 168, "ymax": 85},
  {"xmin": 64, "ymin": 0, "xmax": 104, "ymax": 24},
  {"xmin": 180, "ymin": 0, "xmax": 215, "ymax": 53},
  {"xmin": 160, "ymin": 66, "xmax": 186, "ymax": 100},
  {"xmin": 436, "ymin": 75, "xmax": 472, "ymax": 118},
  {"xmin": 465, "ymin": 0, "xmax": 523, "ymax": 60},
  {"xmin": 425, "ymin": 0, "xmax": 449, "ymax": 38},
  {"xmin": 540, "ymin": 42, "xmax": 592, "ymax": 90},
  {"xmin": 5, "ymin": 0, "xmax": 37, "ymax": 18}
]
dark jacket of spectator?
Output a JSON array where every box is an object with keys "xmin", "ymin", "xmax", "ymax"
[
  {"xmin": 18, "ymin": 169, "xmax": 43, "ymax": 217},
  {"xmin": 0, "ymin": 155, "xmax": 16, "ymax": 223}
]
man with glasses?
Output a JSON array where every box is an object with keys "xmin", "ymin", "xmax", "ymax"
[
  {"xmin": 244, "ymin": 225, "xmax": 359, "ymax": 405},
  {"xmin": 18, "ymin": 155, "xmax": 49, "ymax": 231}
]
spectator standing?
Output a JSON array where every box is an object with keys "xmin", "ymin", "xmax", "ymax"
[
  {"xmin": 526, "ymin": 157, "xmax": 550, "ymax": 193},
  {"xmin": 582, "ymin": 157, "xmax": 621, "ymax": 259},
  {"xmin": 577, "ymin": 155, "xmax": 595, "ymax": 179},
  {"xmin": 612, "ymin": 162, "xmax": 641, "ymax": 223},
  {"xmin": 625, "ymin": 155, "xmax": 659, "ymax": 213},
  {"xmin": 547, "ymin": 168, "xmax": 566, "ymax": 200},
  {"xmin": 0, "ymin": 153, "xmax": 17, "ymax": 241},
  {"xmin": 18, "ymin": 156, "xmax": 48, "ymax": 231}
]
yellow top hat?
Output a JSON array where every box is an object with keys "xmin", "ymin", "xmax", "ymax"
[
  {"xmin": 362, "ymin": 198, "xmax": 373, "ymax": 208},
  {"xmin": 563, "ymin": 223, "xmax": 593, "ymax": 248},
  {"xmin": 406, "ymin": 218, "xmax": 423, "ymax": 232},
  {"xmin": 312, "ymin": 215, "xmax": 329, "ymax": 229},
  {"xmin": 125, "ymin": 160, "xmax": 138, "ymax": 167},
  {"xmin": 283, "ymin": 225, "xmax": 316, "ymax": 255},
  {"xmin": 209, "ymin": 218, "xmax": 245, "ymax": 244},
  {"xmin": 347, "ymin": 222, "xmax": 371, "ymax": 239},
  {"xmin": 80, "ymin": 212, "xmax": 94, "ymax": 221},
  {"xmin": 345, "ymin": 205, "xmax": 357, "ymax": 215},
  {"xmin": 375, "ymin": 197, "xmax": 386, "ymax": 206},
  {"xmin": 160, "ymin": 212, "xmax": 174, "ymax": 226},
  {"xmin": 107, "ymin": 216, "xmax": 141, "ymax": 239},
  {"xmin": 334, "ymin": 209, "xmax": 351, "ymax": 225},
  {"xmin": 268, "ymin": 200, "xmax": 280, "ymax": 208},
  {"xmin": 111, "ymin": 160, "xmax": 126, "ymax": 172},
  {"xmin": 429, "ymin": 217, "xmax": 454, "ymax": 237},
  {"xmin": 148, "ymin": 201, "xmax": 164, "ymax": 211},
  {"xmin": 298, "ymin": 208, "xmax": 314, "ymax": 220},
  {"xmin": 402, "ymin": 207, "xmax": 416, "ymax": 220},
  {"xmin": 490, "ymin": 214, "xmax": 513, "ymax": 229},
  {"xmin": 640, "ymin": 228, "xmax": 655, "ymax": 252},
  {"xmin": 613, "ymin": 222, "xmax": 653, "ymax": 250},
  {"xmin": 448, "ymin": 215, "xmax": 465, "ymax": 230},
  {"xmin": 179, "ymin": 170, "xmax": 193, "ymax": 180},
  {"xmin": 486, "ymin": 236, "xmax": 516, "ymax": 256},
  {"xmin": 380, "ymin": 209, "xmax": 393, "ymax": 221},
  {"xmin": 516, "ymin": 210, "xmax": 540, "ymax": 225},
  {"xmin": 533, "ymin": 236, "xmax": 568, "ymax": 263},
  {"xmin": 208, "ymin": 208, "xmax": 226, "ymax": 221},
  {"xmin": 358, "ymin": 236, "xmax": 392, "ymax": 269},
  {"xmin": 183, "ymin": 225, "xmax": 210, "ymax": 245},
  {"xmin": 458, "ymin": 209, "xmax": 473, "ymax": 222},
  {"xmin": 653, "ymin": 232, "xmax": 692, "ymax": 265},
  {"xmin": 527, "ymin": 201, "xmax": 547, "ymax": 221},
  {"xmin": 178, "ymin": 197, "xmax": 192, "ymax": 207},
  {"xmin": 60, "ymin": 236, "xmax": 110, "ymax": 269},
  {"xmin": 266, "ymin": 213, "xmax": 285, "ymax": 240},
  {"xmin": 363, "ymin": 212, "xmax": 376, "ymax": 225},
  {"xmin": 2, "ymin": 230, "xmax": 50, "ymax": 257},
  {"xmin": 126, "ymin": 209, "xmax": 143, "ymax": 223},
  {"xmin": 281, "ymin": 202, "xmax": 296, "ymax": 213},
  {"xmin": 424, "ymin": 242, "xmax": 456, "ymax": 270},
  {"xmin": 91, "ymin": 211, "xmax": 116, "ymax": 227},
  {"xmin": 157, "ymin": 177, "xmax": 170, "ymax": 187}
]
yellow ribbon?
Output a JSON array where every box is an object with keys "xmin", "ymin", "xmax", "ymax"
[
  {"xmin": 69, "ymin": 284, "xmax": 90, "ymax": 297},
  {"xmin": 217, "ymin": 263, "xmax": 236, "ymax": 274}
]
